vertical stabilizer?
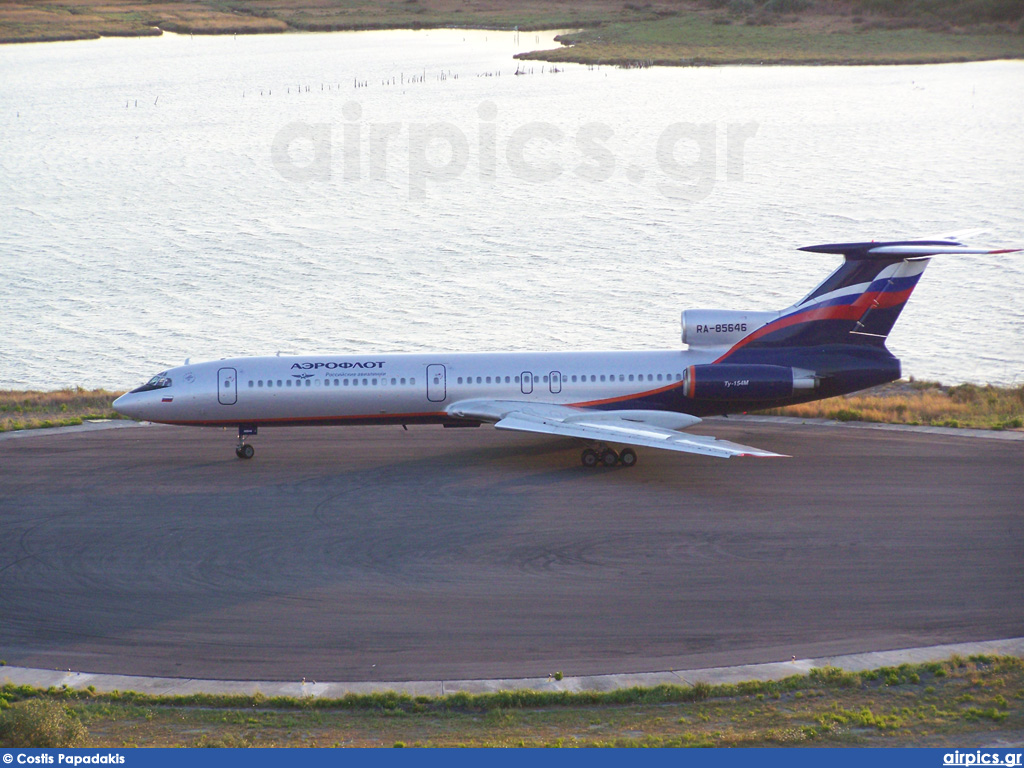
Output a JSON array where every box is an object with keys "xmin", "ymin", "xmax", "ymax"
[{"xmin": 717, "ymin": 238, "xmax": 1018, "ymax": 357}]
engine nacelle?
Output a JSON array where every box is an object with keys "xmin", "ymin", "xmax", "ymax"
[
  {"xmin": 683, "ymin": 364, "xmax": 817, "ymax": 401},
  {"xmin": 681, "ymin": 309, "xmax": 777, "ymax": 348}
]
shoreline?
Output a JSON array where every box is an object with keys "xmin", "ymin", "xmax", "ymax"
[{"xmin": 2, "ymin": 1, "xmax": 1021, "ymax": 67}]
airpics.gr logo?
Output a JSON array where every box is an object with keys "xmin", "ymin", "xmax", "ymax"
[{"xmin": 291, "ymin": 361, "xmax": 385, "ymax": 370}]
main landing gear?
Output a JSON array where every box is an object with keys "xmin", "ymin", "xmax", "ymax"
[
  {"xmin": 580, "ymin": 446, "xmax": 638, "ymax": 469},
  {"xmin": 235, "ymin": 425, "xmax": 257, "ymax": 460}
]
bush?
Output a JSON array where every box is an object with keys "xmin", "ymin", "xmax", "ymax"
[
  {"xmin": 0, "ymin": 699, "xmax": 88, "ymax": 748},
  {"xmin": 832, "ymin": 408, "xmax": 864, "ymax": 422}
]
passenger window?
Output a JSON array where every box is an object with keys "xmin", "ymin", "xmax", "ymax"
[
  {"xmin": 258, "ymin": 380, "xmax": 264, "ymax": 387},
  {"xmin": 543, "ymin": 375, "xmax": 548, "ymax": 383},
  {"xmin": 391, "ymin": 378, "xmax": 397, "ymax": 385},
  {"xmin": 505, "ymin": 376, "xmax": 511, "ymax": 384},
  {"xmin": 619, "ymin": 374, "xmax": 624, "ymax": 382},
  {"xmin": 410, "ymin": 378, "xmax": 416, "ymax": 385},
  {"xmin": 400, "ymin": 378, "xmax": 406, "ymax": 385},
  {"xmin": 514, "ymin": 375, "xmax": 520, "ymax": 383},
  {"xmin": 600, "ymin": 375, "xmax": 606, "ymax": 382},
  {"xmin": 486, "ymin": 376, "xmax": 491, "ymax": 384},
  {"xmin": 372, "ymin": 379, "xmax": 378, "ymax": 386},
  {"xmin": 477, "ymin": 376, "xmax": 482, "ymax": 384}
]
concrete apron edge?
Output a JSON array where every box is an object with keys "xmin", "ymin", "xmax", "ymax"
[
  {"xmin": 3, "ymin": 417, "xmax": 1023, "ymax": 443},
  {"xmin": 3, "ymin": 637, "xmax": 1023, "ymax": 698}
]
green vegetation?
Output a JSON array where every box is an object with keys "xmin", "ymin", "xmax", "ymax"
[
  {"xmin": 0, "ymin": 699, "xmax": 87, "ymax": 748},
  {"xmin": 0, "ymin": 388, "xmax": 125, "ymax": 433},
  {"xmin": 760, "ymin": 379, "xmax": 1024, "ymax": 431},
  {"xmin": 0, "ymin": 655, "xmax": 1020, "ymax": 747},
  {"xmin": 2, "ymin": 0, "xmax": 1021, "ymax": 66},
  {"xmin": 518, "ymin": 12, "xmax": 1024, "ymax": 66}
]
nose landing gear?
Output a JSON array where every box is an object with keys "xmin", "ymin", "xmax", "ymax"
[
  {"xmin": 235, "ymin": 425, "xmax": 257, "ymax": 459},
  {"xmin": 580, "ymin": 446, "xmax": 637, "ymax": 468}
]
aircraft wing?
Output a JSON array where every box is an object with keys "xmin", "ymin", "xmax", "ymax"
[{"xmin": 446, "ymin": 400, "xmax": 786, "ymax": 459}]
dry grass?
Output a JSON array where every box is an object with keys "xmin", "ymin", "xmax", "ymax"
[
  {"xmin": 760, "ymin": 380, "xmax": 1024, "ymax": 430},
  {"xmin": 3, "ymin": 655, "xmax": 1021, "ymax": 747},
  {"xmin": 0, "ymin": 388, "xmax": 125, "ymax": 432}
]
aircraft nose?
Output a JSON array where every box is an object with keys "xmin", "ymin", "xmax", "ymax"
[{"xmin": 112, "ymin": 393, "xmax": 143, "ymax": 420}]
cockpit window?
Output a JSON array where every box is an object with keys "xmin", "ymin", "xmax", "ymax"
[{"xmin": 130, "ymin": 373, "xmax": 173, "ymax": 393}]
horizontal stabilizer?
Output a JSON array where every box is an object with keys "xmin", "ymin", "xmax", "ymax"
[{"xmin": 800, "ymin": 239, "xmax": 1020, "ymax": 259}]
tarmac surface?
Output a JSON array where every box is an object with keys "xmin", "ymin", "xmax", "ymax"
[{"xmin": 1, "ymin": 420, "xmax": 1022, "ymax": 683}]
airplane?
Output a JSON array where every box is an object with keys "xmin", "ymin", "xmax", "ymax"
[{"xmin": 112, "ymin": 237, "xmax": 1017, "ymax": 467}]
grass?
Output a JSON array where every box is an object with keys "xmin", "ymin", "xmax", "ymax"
[
  {"xmin": 518, "ymin": 13, "xmax": 1024, "ymax": 66},
  {"xmin": 758, "ymin": 379, "xmax": 1024, "ymax": 431},
  {"xmin": 0, "ymin": 388, "xmax": 125, "ymax": 433},
  {"xmin": 1, "ymin": 0, "xmax": 1022, "ymax": 66},
  {"xmin": 1, "ymin": 655, "xmax": 1021, "ymax": 747}
]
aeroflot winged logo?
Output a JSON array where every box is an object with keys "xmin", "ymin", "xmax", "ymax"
[{"xmin": 291, "ymin": 361, "xmax": 386, "ymax": 370}]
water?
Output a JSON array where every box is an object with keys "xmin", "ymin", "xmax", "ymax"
[{"xmin": 2, "ymin": 31, "xmax": 1023, "ymax": 390}]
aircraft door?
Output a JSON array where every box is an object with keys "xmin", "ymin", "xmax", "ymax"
[
  {"xmin": 218, "ymin": 367, "xmax": 237, "ymax": 405},
  {"xmin": 427, "ymin": 364, "xmax": 446, "ymax": 402},
  {"xmin": 520, "ymin": 371, "xmax": 533, "ymax": 395},
  {"xmin": 549, "ymin": 371, "xmax": 562, "ymax": 394}
]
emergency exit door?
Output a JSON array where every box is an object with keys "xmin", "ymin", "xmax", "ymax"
[
  {"xmin": 218, "ymin": 367, "xmax": 237, "ymax": 405},
  {"xmin": 427, "ymin": 364, "xmax": 446, "ymax": 402}
]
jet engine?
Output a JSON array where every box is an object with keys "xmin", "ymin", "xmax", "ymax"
[{"xmin": 683, "ymin": 364, "xmax": 817, "ymax": 401}]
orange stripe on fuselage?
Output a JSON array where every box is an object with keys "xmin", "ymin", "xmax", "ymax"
[
  {"xmin": 163, "ymin": 410, "xmax": 449, "ymax": 427},
  {"xmin": 571, "ymin": 380, "xmax": 683, "ymax": 408}
]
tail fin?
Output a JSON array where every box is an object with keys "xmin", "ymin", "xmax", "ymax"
[{"xmin": 724, "ymin": 238, "xmax": 1018, "ymax": 353}]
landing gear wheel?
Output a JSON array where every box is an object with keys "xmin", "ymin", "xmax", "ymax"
[
  {"xmin": 236, "ymin": 444, "xmax": 255, "ymax": 460},
  {"xmin": 619, "ymin": 447, "xmax": 637, "ymax": 467},
  {"xmin": 581, "ymin": 448, "xmax": 599, "ymax": 468},
  {"xmin": 600, "ymin": 448, "xmax": 619, "ymax": 467}
]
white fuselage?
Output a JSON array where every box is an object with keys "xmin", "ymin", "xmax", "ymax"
[{"xmin": 113, "ymin": 349, "xmax": 722, "ymax": 427}]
